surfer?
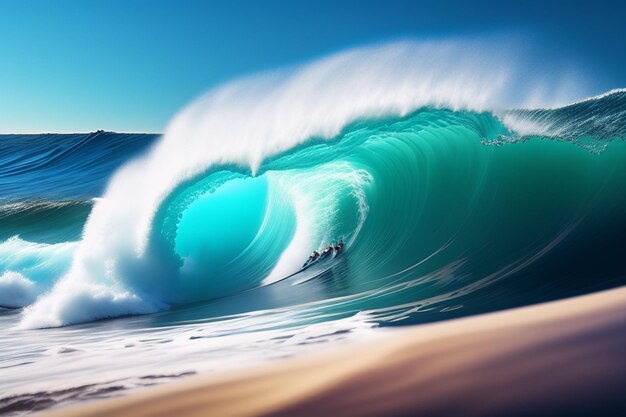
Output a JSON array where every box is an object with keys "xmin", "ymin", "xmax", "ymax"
[
  {"xmin": 304, "ymin": 240, "xmax": 343, "ymax": 267},
  {"xmin": 303, "ymin": 250, "xmax": 320, "ymax": 268},
  {"xmin": 321, "ymin": 244, "xmax": 334, "ymax": 259}
]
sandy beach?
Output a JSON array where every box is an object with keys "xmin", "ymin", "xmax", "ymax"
[{"xmin": 40, "ymin": 286, "xmax": 626, "ymax": 417}]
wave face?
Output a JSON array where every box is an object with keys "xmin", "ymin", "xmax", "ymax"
[{"xmin": 3, "ymin": 41, "xmax": 626, "ymax": 328}]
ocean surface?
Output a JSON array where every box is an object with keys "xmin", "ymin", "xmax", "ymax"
[{"xmin": 1, "ymin": 42, "xmax": 625, "ymax": 415}]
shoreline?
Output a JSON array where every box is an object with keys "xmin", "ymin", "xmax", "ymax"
[{"xmin": 41, "ymin": 286, "xmax": 626, "ymax": 417}]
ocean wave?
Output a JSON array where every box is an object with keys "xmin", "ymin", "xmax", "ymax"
[
  {"xmin": 0, "ymin": 200, "xmax": 92, "ymax": 243},
  {"xmin": 10, "ymin": 40, "xmax": 626, "ymax": 328}
]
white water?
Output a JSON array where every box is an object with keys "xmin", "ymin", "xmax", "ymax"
[{"xmin": 0, "ymin": 237, "xmax": 76, "ymax": 308}]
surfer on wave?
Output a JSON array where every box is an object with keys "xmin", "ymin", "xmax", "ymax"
[
  {"xmin": 303, "ymin": 250, "xmax": 320, "ymax": 268},
  {"xmin": 303, "ymin": 239, "xmax": 345, "ymax": 268}
]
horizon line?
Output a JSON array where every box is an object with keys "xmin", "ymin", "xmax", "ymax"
[{"xmin": 0, "ymin": 130, "xmax": 163, "ymax": 135}]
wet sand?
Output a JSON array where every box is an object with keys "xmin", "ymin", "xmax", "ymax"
[{"xmin": 41, "ymin": 286, "xmax": 626, "ymax": 417}]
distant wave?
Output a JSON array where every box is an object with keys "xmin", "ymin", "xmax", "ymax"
[{"xmin": 0, "ymin": 131, "xmax": 158, "ymax": 204}]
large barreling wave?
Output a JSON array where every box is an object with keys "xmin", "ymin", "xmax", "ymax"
[{"xmin": 3, "ymin": 39, "xmax": 625, "ymax": 329}]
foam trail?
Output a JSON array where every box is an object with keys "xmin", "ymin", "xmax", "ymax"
[{"xmin": 20, "ymin": 38, "xmax": 584, "ymax": 328}]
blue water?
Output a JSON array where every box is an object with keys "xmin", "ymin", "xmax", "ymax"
[
  {"xmin": 1, "ymin": 42, "xmax": 625, "ymax": 416},
  {"xmin": 0, "ymin": 131, "xmax": 158, "ymax": 243}
]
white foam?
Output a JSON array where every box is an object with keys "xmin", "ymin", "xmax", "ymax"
[
  {"xmin": 0, "ymin": 272, "xmax": 38, "ymax": 308},
  {"xmin": 0, "ymin": 236, "xmax": 76, "ymax": 308},
  {"xmin": 18, "ymin": 278, "xmax": 163, "ymax": 328}
]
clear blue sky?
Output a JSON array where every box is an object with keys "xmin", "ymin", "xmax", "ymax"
[{"xmin": 1, "ymin": 0, "xmax": 624, "ymax": 133}]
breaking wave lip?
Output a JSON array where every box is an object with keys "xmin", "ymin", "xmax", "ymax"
[
  {"xmin": 15, "ymin": 37, "xmax": 623, "ymax": 329},
  {"xmin": 497, "ymin": 87, "xmax": 626, "ymax": 146}
]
